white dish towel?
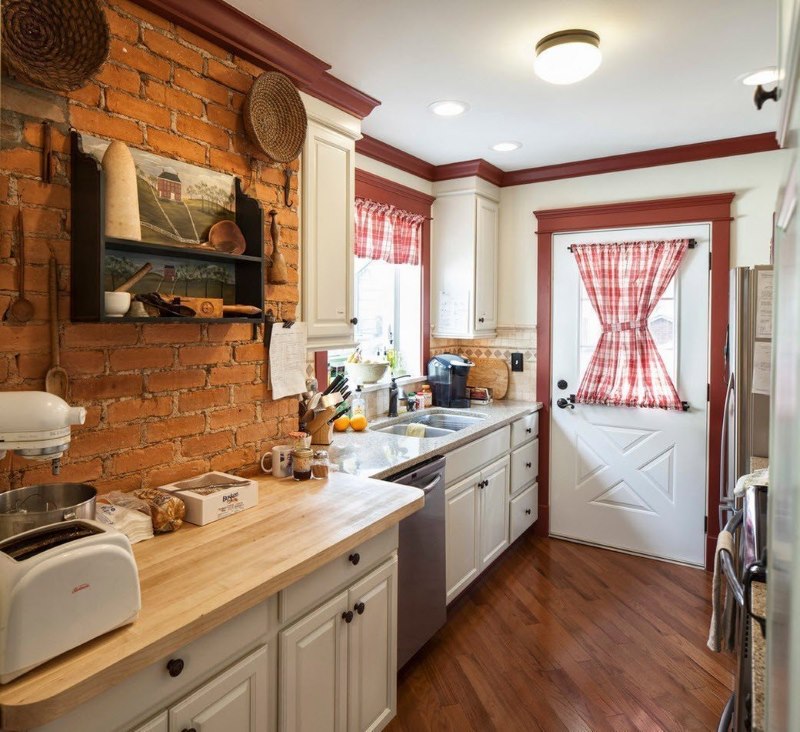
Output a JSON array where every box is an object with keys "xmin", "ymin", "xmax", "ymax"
[{"xmin": 708, "ymin": 529, "xmax": 736, "ymax": 652}]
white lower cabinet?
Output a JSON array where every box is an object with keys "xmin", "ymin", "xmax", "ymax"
[
  {"xmin": 445, "ymin": 456, "xmax": 510, "ymax": 604},
  {"xmin": 509, "ymin": 483, "xmax": 538, "ymax": 543},
  {"xmin": 279, "ymin": 556, "xmax": 398, "ymax": 732},
  {"xmin": 131, "ymin": 713, "xmax": 168, "ymax": 732}
]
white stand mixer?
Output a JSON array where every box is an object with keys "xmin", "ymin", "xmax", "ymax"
[{"xmin": 0, "ymin": 391, "xmax": 86, "ymax": 475}]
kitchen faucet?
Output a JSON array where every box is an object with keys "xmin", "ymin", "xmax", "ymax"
[{"xmin": 388, "ymin": 375, "xmax": 409, "ymax": 417}]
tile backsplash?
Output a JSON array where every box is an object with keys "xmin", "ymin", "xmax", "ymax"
[{"xmin": 431, "ymin": 326, "xmax": 536, "ymax": 402}]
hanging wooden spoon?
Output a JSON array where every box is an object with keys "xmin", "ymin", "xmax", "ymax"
[
  {"xmin": 268, "ymin": 209, "xmax": 288, "ymax": 284},
  {"xmin": 9, "ymin": 209, "xmax": 34, "ymax": 323},
  {"xmin": 45, "ymin": 256, "xmax": 68, "ymax": 398}
]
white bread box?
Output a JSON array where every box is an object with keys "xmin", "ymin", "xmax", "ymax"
[{"xmin": 159, "ymin": 471, "xmax": 258, "ymax": 526}]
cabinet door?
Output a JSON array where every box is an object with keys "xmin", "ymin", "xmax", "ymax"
[
  {"xmin": 280, "ymin": 591, "xmax": 349, "ymax": 732},
  {"xmin": 169, "ymin": 645, "xmax": 268, "ymax": 732},
  {"xmin": 302, "ymin": 120, "xmax": 355, "ymax": 348},
  {"xmin": 479, "ymin": 456, "xmax": 510, "ymax": 570},
  {"xmin": 474, "ymin": 196, "xmax": 499, "ymax": 333},
  {"xmin": 346, "ymin": 557, "xmax": 398, "ymax": 732},
  {"xmin": 131, "ymin": 712, "xmax": 168, "ymax": 732},
  {"xmin": 445, "ymin": 474, "xmax": 480, "ymax": 604}
]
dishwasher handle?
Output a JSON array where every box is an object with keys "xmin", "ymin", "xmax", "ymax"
[{"xmin": 416, "ymin": 473, "xmax": 442, "ymax": 495}]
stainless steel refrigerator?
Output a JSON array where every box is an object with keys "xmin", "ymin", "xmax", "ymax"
[{"xmin": 719, "ymin": 266, "xmax": 773, "ymax": 526}]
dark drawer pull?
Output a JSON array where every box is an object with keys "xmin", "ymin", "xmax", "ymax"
[
  {"xmin": 525, "ymin": 509, "xmax": 532, "ymax": 515},
  {"xmin": 167, "ymin": 658, "xmax": 184, "ymax": 677},
  {"xmin": 354, "ymin": 601, "xmax": 365, "ymax": 615},
  {"xmin": 526, "ymin": 462, "xmax": 532, "ymax": 468},
  {"xmin": 526, "ymin": 427, "xmax": 532, "ymax": 434},
  {"xmin": 349, "ymin": 552, "xmax": 360, "ymax": 565},
  {"xmin": 342, "ymin": 610, "xmax": 354, "ymax": 623},
  {"xmin": 182, "ymin": 728, "xmax": 197, "ymax": 732},
  {"xmin": 350, "ymin": 317, "xmax": 359, "ymax": 325}
]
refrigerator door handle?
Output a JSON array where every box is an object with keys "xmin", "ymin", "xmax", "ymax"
[{"xmin": 719, "ymin": 373, "xmax": 735, "ymax": 508}]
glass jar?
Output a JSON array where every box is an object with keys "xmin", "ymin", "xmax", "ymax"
[
  {"xmin": 312, "ymin": 450, "xmax": 330, "ymax": 479},
  {"xmin": 292, "ymin": 448, "xmax": 313, "ymax": 481}
]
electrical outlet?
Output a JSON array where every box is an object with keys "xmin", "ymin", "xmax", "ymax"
[{"xmin": 511, "ymin": 352, "xmax": 524, "ymax": 372}]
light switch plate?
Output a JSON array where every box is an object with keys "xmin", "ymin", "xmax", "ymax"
[{"xmin": 511, "ymin": 352, "xmax": 523, "ymax": 372}]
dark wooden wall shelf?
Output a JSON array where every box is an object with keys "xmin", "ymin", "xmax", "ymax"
[{"xmin": 70, "ymin": 131, "xmax": 265, "ymax": 323}]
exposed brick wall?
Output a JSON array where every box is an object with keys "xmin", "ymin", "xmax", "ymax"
[{"xmin": 0, "ymin": 0, "xmax": 301, "ymax": 492}]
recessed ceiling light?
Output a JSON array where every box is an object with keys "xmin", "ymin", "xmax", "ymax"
[
  {"xmin": 534, "ymin": 29, "xmax": 601, "ymax": 85},
  {"xmin": 491, "ymin": 141, "xmax": 522, "ymax": 152},
  {"xmin": 428, "ymin": 100, "xmax": 469, "ymax": 117},
  {"xmin": 741, "ymin": 67, "xmax": 781, "ymax": 86}
]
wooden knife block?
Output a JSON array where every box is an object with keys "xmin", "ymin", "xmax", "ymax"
[{"xmin": 311, "ymin": 422, "xmax": 334, "ymax": 446}]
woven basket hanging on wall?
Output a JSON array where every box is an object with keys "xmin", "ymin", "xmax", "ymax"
[
  {"xmin": 244, "ymin": 72, "xmax": 308, "ymax": 163},
  {"xmin": 1, "ymin": 0, "xmax": 110, "ymax": 92}
]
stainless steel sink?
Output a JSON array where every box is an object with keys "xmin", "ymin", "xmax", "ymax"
[
  {"xmin": 376, "ymin": 425, "xmax": 453, "ymax": 438},
  {"xmin": 374, "ymin": 410, "xmax": 487, "ymax": 438}
]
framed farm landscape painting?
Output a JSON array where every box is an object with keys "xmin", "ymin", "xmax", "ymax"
[{"xmin": 82, "ymin": 134, "xmax": 236, "ymax": 248}]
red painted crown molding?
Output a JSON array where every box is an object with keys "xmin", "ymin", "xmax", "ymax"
[
  {"xmin": 355, "ymin": 169, "xmax": 435, "ymax": 212},
  {"xmin": 355, "ymin": 135, "xmax": 436, "ymax": 180},
  {"xmin": 355, "ymin": 133, "xmax": 779, "ymax": 187},
  {"xmin": 135, "ymin": 0, "xmax": 380, "ymax": 119}
]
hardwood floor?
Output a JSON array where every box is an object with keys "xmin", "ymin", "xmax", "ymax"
[{"xmin": 388, "ymin": 534, "xmax": 733, "ymax": 732}]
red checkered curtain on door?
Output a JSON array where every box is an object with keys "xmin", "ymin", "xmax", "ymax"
[
  {"xmin": 354, "ymin": 197, "xmax": 424, "ymax": 265},
  {"xmin": 571, "ymin": 239, "xmax": 689, "ymax": 410}
]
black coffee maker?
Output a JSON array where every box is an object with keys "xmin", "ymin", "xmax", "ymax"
[{"xmin": 427, "ymin": 354, "xmax": 474, "ymax": 408}]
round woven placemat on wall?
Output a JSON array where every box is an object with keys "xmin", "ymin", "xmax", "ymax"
[
  {"xmin": 1, "ymin": 0, "xmax": 110, "ymax": 92},
  {"xmin": 244, "ymin": 72, "xmax": 308, "ymax": 163}
]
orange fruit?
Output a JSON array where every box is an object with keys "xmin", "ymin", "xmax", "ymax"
[
  {"xmin": 350, "ymin": 414, "xmax": 368, "ymax": 432},
  {"xmin": 333, "ymin": 415, "xmax": 351, "ymax": 432}
]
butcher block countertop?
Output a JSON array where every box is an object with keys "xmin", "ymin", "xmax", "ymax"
[{"xmin": 0, "ymin": 472, "xmax": 424, "ymax": 730}]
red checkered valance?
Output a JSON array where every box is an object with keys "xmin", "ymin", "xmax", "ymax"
[
  {"xmin": 572, "ymin": 239, "xmax": 689, "ymax": 410},
  {"xmin": 354, "ymin": 197, "xmax": 424, "ymax": 265}
]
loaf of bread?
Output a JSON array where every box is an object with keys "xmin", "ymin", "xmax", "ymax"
[{"xmin": 133, "ymin": 488, "xmax": 186, "ymax": 533}]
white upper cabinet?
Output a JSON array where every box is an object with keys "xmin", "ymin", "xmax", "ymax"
[
  {"xmin": 431, "ymin": 182, "xmax": 500, "ymax": 339},
  {"xmin": 300, "ymin": 95, "xmax": 360, "ymax": 350}
]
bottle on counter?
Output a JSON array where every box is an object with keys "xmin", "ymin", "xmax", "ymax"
[
  {"xmin": 292, "ymin": 448, "xmax": 313, "ymax": 481},
  {"xmin": 351, "ymin": 386, "xmax": 365, "ymax": 417},
  {"xmin": 312, "ymin": 450, "xmax": 330, "ymax": 479},
  {"xmin": 420, "ymin": 384, "xmax": 433, "ymax": 409}
]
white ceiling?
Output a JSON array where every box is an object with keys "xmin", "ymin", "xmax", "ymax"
[{"xmin": 227, "ymin": 0, "xmax": 779, "ymax": 170}]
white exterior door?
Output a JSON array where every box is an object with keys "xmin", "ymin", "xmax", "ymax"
[{"xmin": 550, "ymin": 223, "xmax": 710, "ymax": 565}]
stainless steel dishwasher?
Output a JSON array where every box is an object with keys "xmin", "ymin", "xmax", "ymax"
[{"xmin": 388, "ymin": 455, "xmax": 447, "ymax": 669}]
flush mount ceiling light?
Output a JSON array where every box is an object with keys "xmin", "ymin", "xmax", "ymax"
[
  {"xmin": 534, "ymin": 29, "xmax": 601, "ymax": 85},
  {"xmin": 428, "ymin": 100, "xmax": 469, "ymax": 117},
  {"xmin": 491, "ymin": 141, "xmax": 522, "ymax": 152},
  {"xmin": 740, "ymin": 66, "xmax": 781, "ymax": 86}
]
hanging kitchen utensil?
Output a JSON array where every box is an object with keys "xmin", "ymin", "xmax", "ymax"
[
  {"xmin": 243, "ymin": 71, "xmax": 307, "ymax": 163},
  {"xmin": 42, "ymin": 122, "xmax": 53, "ymax": 184},
  {"xmin": 268, "ymin": 210, "xmax": 289, "ymax": 284},
  {"xmin": 206, "ymin": 220, "xmax": 246, "ymax": 255},
  {"xmin": 114, "ymin": 263, "xmax": 152, "ymax": 293},
  {"xmin": 45, "ymin": 256, "xmax": 68, "ymax": 399},
  {"xmin": 1, "ymin": 0, "xmax": 110, "ymax": 92},
  {"xmin": 9, "ymin": 209, "xmax": 34, "ymax": 323}
]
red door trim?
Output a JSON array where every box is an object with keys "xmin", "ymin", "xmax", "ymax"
[{"xmin": 535, "ymin": 193, "xmax": 734, "ymax": 571}]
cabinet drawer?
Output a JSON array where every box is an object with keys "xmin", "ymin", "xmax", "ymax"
[
  {"xmin": 509, "ymin": 484, "xmax": 538, "ymax": 543},
  {"xmin": 510, "ymin": 440, "xmax": 538, "ymax": 495},
  {"xmin": 279, "ymin": 525, "xmax": 398, "ymax": 624},
  {"xmin": 37, "ymin": 600, "xmax": 271, "ymax": 732},
  {"xmin": 445, "ymin": 425, "xmax": 510, "ymax": 485},
  {"xmin": 511, "ymin": 412, "xmax": 539, "ymax": 449}
]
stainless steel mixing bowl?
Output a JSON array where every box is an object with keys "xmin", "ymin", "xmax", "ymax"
[{"xmin": 0, "ymin": 483, "xmax": 97, "ymax": 540}]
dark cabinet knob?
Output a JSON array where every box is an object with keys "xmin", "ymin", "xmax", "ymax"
[
  {"xmin": 753, "ymin": 84, "xmax": 779, "ymax": 110},
  {"xmin": 167, "ymin": 658, "xmax": 184, "ymax": 677},
  {"xmin": 526, "ymin": 462, "xmax": 532, "ymax": 468},
  {"xmin": 526, "ymin": 427, "xmax": 532, "ymax": 434},
  {"xmin": 349, "ymin": 552, "xmax": 360, "ymax": 565},
  {"xmin": 182, "ymin": 728, "xmax": 197, "ymax": 732},
  {"xmin": 350, "ymin": 317, "xmax": 358, "ymax": 325},
  {"xmin": 478, "ymin": 317, "xmax": 485, "ymax": 323},
  {"xmin": 525, "ymin": 508, "xmax": 532, "ymax": 515},
  {"xmin": 354, "ymin": 601, "xmax": 365, "ymax": 615},
  {"xmin": 342, "ymin": 610, "xmax": 354, "ymax": 623}
]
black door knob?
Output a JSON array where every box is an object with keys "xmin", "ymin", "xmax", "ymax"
[
  {"xmin": 350, "ymin": 317, "xmax": 358, "ymax": 325},
  {"xmin": 556, "ymin": 397, "xmax": 574, "ymax": 410},
  {"xmin": 753, "ymin": 84, "xmax": 779, "ymax": 110},
  {"xmin": 349, "ymin": 552, "xmax": 360, "ymax": 565},
  {"xmin": 354, "ymin": 601, "xmax": 365, "ymax": 615},
  {"xmin": 167, "ymin": 658, "xmax": 184, "ymax": 677},
  {"xmin": 342, "ymin": 610, "xmax": 354, "ymax": 623}
]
